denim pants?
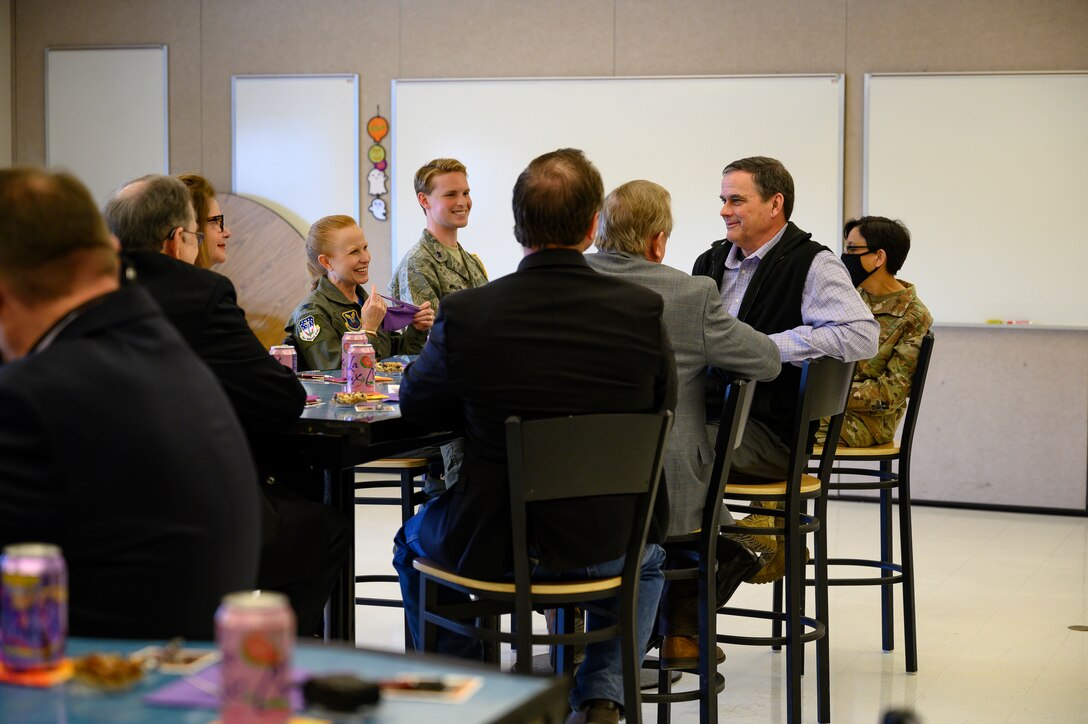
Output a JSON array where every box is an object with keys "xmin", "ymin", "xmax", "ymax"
[{"xmin": 392, "ymin": 500, "xmax": 666, "ymax": 712}]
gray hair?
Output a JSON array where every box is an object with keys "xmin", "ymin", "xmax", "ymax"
[
  {"xmin": 103, "ymin": 174, "xmax": 194, "ymax": 253},
  {"xmin": 596, "ymin": 180, "xmax": 673, "ymax": 255}
]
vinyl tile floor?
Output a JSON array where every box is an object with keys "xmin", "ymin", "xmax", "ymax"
[{"xmin": 352, "ymin": 492, "xmax": 1088, "ymax": 723}]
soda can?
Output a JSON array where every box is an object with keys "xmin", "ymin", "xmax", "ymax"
[
  {"xmin": 0, "ymin": 543, "xmax": 67, "ymax": 671},
  {"xmin": 340, "ymin": 331, "xmax": 369, "ymax": 377},
  {"xmin": 345, "ymin": 343, "xmax": 376, "ymax": 394},
  {"xmin": 268, "ymin": 345, "xmax": 297, "ymax": 373},
  {"xmin": 216, "ymin": 590, "xmax": 295, "ymax": 724}
]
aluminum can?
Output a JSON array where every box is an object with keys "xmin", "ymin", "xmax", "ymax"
[
  {"xmin": 344, "ymin": 343, "xmax": 376, "ymax": 394},
  {"xmin": 340, "ymin": 331, "xmax": 370, "ymax": 377},
  {"xmin": 0, "ymin": 543, "xmax": 67, "ymax": 671},
  {"xmin": 216, "ymin": 591, "xmax": 295, "ymax": 724},
  {"xmin": 268, "ymin": 345, "xmax": 297, "ymax": 373}
]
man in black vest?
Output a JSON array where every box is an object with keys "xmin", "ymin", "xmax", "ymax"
[
  {"xmin": 694, "ymin": 156, "xmax": 878, "ymax": 479},
  {"xmin": 693, "ymin": 157, "xmax": 878, "ymax": 579}
]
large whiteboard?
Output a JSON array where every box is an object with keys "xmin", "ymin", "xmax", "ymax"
[
  {"xmin": 865, "ymin": 72, "xmax": 1088, "ymax": 327},
  {"xmin": 393, "ymin": 76, "xmax": 844, "ymax": 280},
  {"xmin": 46, "ymin": 46, "xmax": 168, "ymax": 204},
  {"xmin": 233, "ymin": 74, "xmax": 360, "ymax": 225}
]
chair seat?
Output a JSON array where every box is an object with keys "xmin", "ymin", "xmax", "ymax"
[
  {"xmin": 356, "ymin": 457, "xmax": 430, "ymax": 469},
  {"xmin": 812, "ymin": 442, "xmax": 900, "ymax": 458},
  {"xmin": 725, "ymin": 473, "xmax": 822, "ymax": 496},
  {"xmin": 413, "ymin": 558, "xmax": 622, "ymax": 596}
]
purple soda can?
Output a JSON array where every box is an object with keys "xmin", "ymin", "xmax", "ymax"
[
  {"xmin": 0, "ymin": 543, "xmax": 67, "ymax": 671},
  {"xmin": 268, "ymin": 345, "xmax": 297, "ymax": 373},
  {"xmin": 216, "ymin": 591, "xmax": 295, "ymax": 724},
  {"xmin": 340, "ymin": 331, "xmax": 369, "ymax": 377},
  {"xmin": 344, "ymin": 343, "xmax": 376, "ymax": 394}
]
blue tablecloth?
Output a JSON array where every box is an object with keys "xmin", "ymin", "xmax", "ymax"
[{"xmin": 0, "ymin": 638, "xmax": 568, "ymax": 723}]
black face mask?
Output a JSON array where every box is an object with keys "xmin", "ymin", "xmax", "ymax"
[{"xmin": 840, "ymin": 252, "xmax": 877, "ymax": 288}]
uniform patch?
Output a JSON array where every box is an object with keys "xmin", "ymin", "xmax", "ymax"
[
  {"xmin": 341, "ymin": 309, "xmax": 362, "ymax": 331},
  {"xmin": 298, "ymin": 315, "xmax": 320, "ymax": 342}
]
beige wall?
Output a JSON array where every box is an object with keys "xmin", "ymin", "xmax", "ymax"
[
  {"xmin": 1, "ymin": 0, "xmax": 10, "ymax": 166},
  {"xmin": 11, "ymin": 0, "xmax": 1088, "ymax": 286}
]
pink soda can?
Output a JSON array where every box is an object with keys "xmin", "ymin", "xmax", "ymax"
[
  {"xmin": 340, "ymin": 331, "xmax": 370, "ymax": 377},
  {"xmin": 345, "ymin": 343, "xmax": 376, "ymax": 394},
  {"xmin": 269, "ymin": 345, "xmax": 297, "ymax": 373},
  {"xmin": 216, "ymin": 590, "xmax": 296, "ymax": 724},
  {"xmin": 0, "ymin": 543, "xmax": 68, "ymax": 671}
]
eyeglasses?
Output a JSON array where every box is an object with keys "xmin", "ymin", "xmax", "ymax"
[
  {"xmin": 207, "ymin": 214, "xmax": 225, "ymax": 232},
  {"xmin": 844, "ymin": 245, "xmax": 873, "ymax": 255},
  {"xmin": 181, "ymin": 229, "xmax": 205, "ymax": 246}
]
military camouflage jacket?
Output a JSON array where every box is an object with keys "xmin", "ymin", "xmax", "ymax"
[
  {"xmin": 283, "ymin": 275, "xmax": 393, "ymax": 370},
  {"xmin": 390, "ymin": 230, "xmax": 488, "ymax": 310},
  {"xmin": 839, "ymin": 281, "xmax": 933, "ymax": 447}
]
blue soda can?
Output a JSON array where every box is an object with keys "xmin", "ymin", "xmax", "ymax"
[{"xmin": 0, "ymin": 543, "xmax": 68, "ymax": 670}]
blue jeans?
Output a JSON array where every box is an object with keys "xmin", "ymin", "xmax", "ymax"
[{"xmin": 392, "ymin": 500, "xmax": 666, "ymax": 711}]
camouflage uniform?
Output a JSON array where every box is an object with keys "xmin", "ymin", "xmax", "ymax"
[
  {"xmin": 390, "ymin": 230, "xmax": 488, "ymax": 355},
  {"xmin": 828, "ymin": 281, "xmax": 933, "ymax": 447},
  {"xmin": 284, "ymin": 275, "xmax": 404, "ymax": 370}
]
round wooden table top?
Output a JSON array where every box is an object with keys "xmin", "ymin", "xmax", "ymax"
[{"xmin": 213, "ymin": 193, "xmax": 313, "ymax": 350}]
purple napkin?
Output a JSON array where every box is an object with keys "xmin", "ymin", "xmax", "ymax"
[
  {"xmin": 379, "ymin": 294, "xmax": 420, "ymax": 332},
  {"xmin": 143, "ymin": 662, "xmax": 306, "ymax": 710}
]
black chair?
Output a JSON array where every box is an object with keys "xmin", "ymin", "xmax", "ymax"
[
  {"xmin": 718, "ymin": 357, "xmax": 854, "ymax": 724},
  {"xmin": 809, "ymin": 331, "xmax": 935, "ymax": 673},
  {"xmin": 352, "ymin": 457, "xmax": 430, "ymax": 647},
  {"xmin": 643, "ymin": 379, "xmax": 756, "ymax": 724},
  {"xmin": 413, "ymin": 411, "xmax": 673, "ymax": 723}
]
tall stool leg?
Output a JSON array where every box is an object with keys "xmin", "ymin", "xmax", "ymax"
[
  {"xmin": 900, "ymin": 464, "xmax": 919, "ymax": 673},
  {"xmin": 879, "ymin": 464, "xmax": 895, "ymax": 652}
]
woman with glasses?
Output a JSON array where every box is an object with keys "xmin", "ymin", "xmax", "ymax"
[
  {"xmin": 832, "ymin": 216, "xmax": 933, "ymax": 447},
  {"xmin": 178, "ymin": 173, "xmax": 231, "ymax": 269}
]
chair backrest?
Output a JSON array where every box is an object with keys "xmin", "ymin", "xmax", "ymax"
[
  {"xmin": 897, "ymin": 332, "xmax": 935, "ymax": 459},
  {"xmin": 702, "ymin": 379, "xmax": 757, "ymax": 533},
  {"xmin": 788, "ymin": 357, "xmax": 855, "ymax": 488},
  {"xmin": 504, "ymin": 410, "xmax": 672, "ymax": 590}
]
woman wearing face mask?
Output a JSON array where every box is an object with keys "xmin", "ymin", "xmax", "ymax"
[{"xmin": 832, "ymin": 216, "xmax": 933, "ymax": 447}]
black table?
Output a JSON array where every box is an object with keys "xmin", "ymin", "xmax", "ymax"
[{"xmin": 254, "ymin": 373, "xmax": 454, "ymax": 642}]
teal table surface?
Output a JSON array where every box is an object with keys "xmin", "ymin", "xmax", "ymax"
[{"xmin": 0, "ymin": 638, "xmax": 569, "ymax": 723}]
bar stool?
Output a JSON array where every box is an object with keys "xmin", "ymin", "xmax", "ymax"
[
  {"xmin": 353, "ymin": 457, "xmax": 430, "ymax": 647},
  {"xmin": 809, "ymin": 331, "xmax": 934, "ymax": 673},
  {"xmin": 717, "ymin": 357, "xmax": 854, "ymax": 724}
]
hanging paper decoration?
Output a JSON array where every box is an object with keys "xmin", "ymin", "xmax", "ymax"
[{"xmin": 366, "ymin": 107, "xmax": 390, "ymax": 221}]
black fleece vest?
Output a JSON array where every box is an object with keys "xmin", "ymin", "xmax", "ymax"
[{"xmin": 695, "ymin": 222, "xmax": 826, "ymax": 445}]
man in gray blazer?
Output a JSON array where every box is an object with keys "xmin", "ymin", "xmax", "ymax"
[{"xmin": 586, "ymin": 179, "xmax": 780, "ymax": 669}]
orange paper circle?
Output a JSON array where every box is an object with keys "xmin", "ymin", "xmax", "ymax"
[{"xmin": 367, "ymin": 116, "xmax": 389, "ymax": 142}]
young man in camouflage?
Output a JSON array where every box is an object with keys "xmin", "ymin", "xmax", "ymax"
[{"xmin": 390, "ymin": 158, "xmax": 488, "ymax": 356}]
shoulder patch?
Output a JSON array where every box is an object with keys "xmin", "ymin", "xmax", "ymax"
[
  {"xmin": 298, "ymin": 315, "xmax": 320, "ymax": 342},
  {"xmin": 341, "ymin": 309, "xmax": 362, "ymax": 331}
]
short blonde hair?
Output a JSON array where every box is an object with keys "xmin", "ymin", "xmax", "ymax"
[
  {"xmin": 414, "ymin": 158, "xmax": 468, "ymax": 198},
  {"xmin": 595, "ymin": 180, "xmax": 673, "ymax": 255}
]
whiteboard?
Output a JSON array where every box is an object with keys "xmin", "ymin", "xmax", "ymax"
[
  {"xmin": 392, "ymin": 76, "xmax": 844, "ymax": 280},
  {"xmin": 46, "ymin": 46, "xmax": 167, "ymax": 204},
  {"xmin": 233, "ymin": 74, "xmax": 360, "ymax": 225},
  {"xmin": 865, "ymin": 72, "xmax": 1088, "ymax": 327}
]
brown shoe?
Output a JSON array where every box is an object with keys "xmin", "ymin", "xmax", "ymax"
[
  {"xmin": 659, "ymin": 634, "xmax": 726, "ymax": 670},
  {"xmin": 747, "ymin": 545, "xmax": 810, "ymax": 584},
  {"xmin": 724, "ymin": 513, "xmax": 779, "ymax": 554},
  {"xmin": 565, "ymin": 699, "xmax": 621, "ymax": 724}
]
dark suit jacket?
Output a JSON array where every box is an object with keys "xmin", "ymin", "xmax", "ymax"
[
  {"xmin": 124, "ymin": 251, "xmax": 305, "ymax": 433},
  {"xmin": 400, "ymin": 248, "xmax": 677, "ymax": 579},
  {"xmin": 0, "ymin": 286, "xmax": 260, "ymax": 639}
]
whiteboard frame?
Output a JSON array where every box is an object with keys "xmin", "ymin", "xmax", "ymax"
[
  {"xmin": 864, "ymin": 71, "xmax": 1088, "ymax": 328},
  {"xmin": 232, "ymin": 73, "xmax": 360, "ymax": 225},
  {"xmin": 45, "ymin": 45, "xmax": 168, "ymax": 203},
  {"xmin": 392, "ymin": 74, "xmax": 844, "ymax": 281}
]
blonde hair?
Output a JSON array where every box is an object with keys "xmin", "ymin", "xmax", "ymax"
[
  {"xmin": 414, "ymin": 158, "xmax": 468, "ymax": 202},
  {"xmin": 596, "ymin": 180, "xmax": 673, "ymax": 255},
  {"xmin": 177, "ymin": 173, "xmax": 217, "ymax": 269},
  {"xmin": 305, "ymin": 215, "xmax": 358, "ymax": 290}
]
